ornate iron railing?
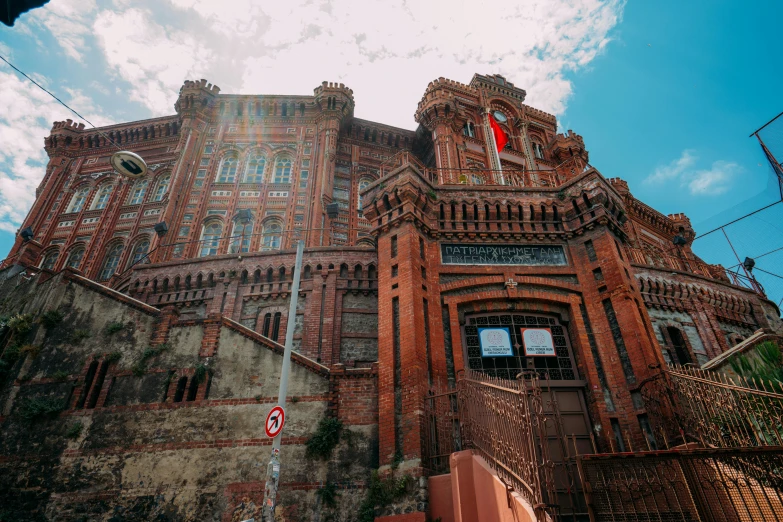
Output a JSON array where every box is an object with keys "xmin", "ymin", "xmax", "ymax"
[
  {"xmin": 424, "ymin": 371, "xmax": 580, "ymax": 520},
  {"xmin": 641, "ymin": 365, "xmax": 783, "ymax": 450},
  {"xmin": 579, "ymin": 447, "xmax": 783, "ymax": 521}
]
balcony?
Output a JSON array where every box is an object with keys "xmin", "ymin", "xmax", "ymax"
[{"xmin": 379, "ymin": 151, "xmax": 560, "ymax": 188}]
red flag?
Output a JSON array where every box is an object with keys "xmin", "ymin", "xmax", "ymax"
[{"xmin": 488, "ymin": 113, "xmax": 508, "ymax": 152}]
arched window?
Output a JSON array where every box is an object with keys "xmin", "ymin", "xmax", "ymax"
[
  {"xmin": 462, "ymin": 122, "xmax": 475, "ymax": 138},
  {"xmin": 128, "ymin": 179, "xmax": 149, "ymax": 205},
  {"xmin": 262, "ymin": 220, "xmax": 282, "ymax": 250},
  {"xmin": 40, "ymin": 250, "xmax": 59, "ymax": 270},
  {"xmin": 244, "ymin": 154, "xmax": 266, "ymax": 183},
  {"xmin": 273, "ymin": 157, "xmax": 292, "ymax": 184},
  {"xmin": 229, "ymin": 219, "xmax": 254, "ymax": 254},
  {"xmin": 358, "ymin": 178, "xmax": 370, "ymax": 212},
  {"xmin": 129, "ymin": 239, "xmax": 150, "ymax": 266},
  {"xmin": 199, "ymin": 221, "xmax": 223, "ymax": 257},
  {"xmin": 99, "ymin": 243, "xmax": 124, "ymax": 280},
  {"xmin": 152, "ymin": 175, "xmax": 170, "ymax": 202},
  {"xmin": 217, "ymin": 156, "xmax": 238, "ymax": 183},
  {"xmin": 68, "ymin": 187, "xmax": 90, "ymax": 213},
  {"xmin": 533, "ymin": 142, "xmax": 544, "ymax": 159},
  {"xmin": 66, "ymin": 247, "xmax": 85, "ymax": 269},
  {"xmin": 91, "ymin": 184, "xmax": 114, "ymax": 210}
]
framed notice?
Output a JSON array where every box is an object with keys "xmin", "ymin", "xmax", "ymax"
[
  {"xmin": 521, "ymin": 328, "xmax": 555, "ymax": 356},
  {"xmin": 478, "ymin": 327, "xmax": 514, "ymax": 357}
]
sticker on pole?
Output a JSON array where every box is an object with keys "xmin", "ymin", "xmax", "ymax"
[{"xmin": 265, "ymin": 406, "xmax": 285, "ymax": 438}]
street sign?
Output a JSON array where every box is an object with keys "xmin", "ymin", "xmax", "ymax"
[
  {"xmin": 265, "ymin": 406, "xmax": 285, "ymax": 438},
  {"xmin": 111, "ymin": 151, "xmax": 148, "ymax": 179}
]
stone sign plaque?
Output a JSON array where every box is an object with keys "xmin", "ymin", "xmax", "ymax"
[{"xmin": 440, "ymin": 244, "xmax": 568, "ymax": 266}]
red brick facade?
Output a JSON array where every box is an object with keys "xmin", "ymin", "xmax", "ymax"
[{"xmin": 5, "ymin": 73, "xmax": 782, "ymax": 518}]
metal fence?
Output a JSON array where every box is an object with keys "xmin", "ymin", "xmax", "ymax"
[
  {"xmin": 579, "ymin": 447, "xmax": 783, "ymax": 521},
  {"xmin": 424, "ymin": 370, "xmax": 589, "ymax": 521},
  {"xmin": 640, "ymin": 365, "xmax": 783, "ymax": 450}
]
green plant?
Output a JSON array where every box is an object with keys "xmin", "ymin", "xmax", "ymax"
[
  {"xmin": 290, "ymin": 396, "xmax": 300, "ymax": 404},
  {"xmin": 427, "ymin": 189, "xmax": 437, "ymax": 201},
  {"xmin": 305, "ymin": 416, "xmax": 343, "ymax": 460},
  {"xmin": 105, "ymin": 322, "xmax": 124, "ymax": 335},
  {"xmin": 254, "ymin": 395, "xmax": 262, "ymax": 402},
  {"xmin": 728, "ymin": 341, "xmax": 783, "ymax": 393},
  {"xmin": 1, "ymin": 344, "xmax": 22, "ymax": 364},
  {"xmin": 105, "ymin": 352, "xmax": 122, "ymax": 364},
  {"xmin": 69, "ymin": 329, "xmax": 91, "ymax": 344},
  {"xmin": 193, "ymin": 362, "xmax": 210, "ymax": 384},
  {"xmin": 51, "ymin": 370, "xmax": 70, "ymax": 382},
  {"xmin": 7, "ymin": 313, "xmax": 34, "ymax": 335},
  {"xmin": 20, "ymin": 344, "xmax": 41, "ymax": 359},
  {"xmin": 40, "ymin": 309, "xmax": 64, "ymax": 329},
  {"xmin": 317, "ymin": 481, "xmax": 339, "ymax": 509},
  {"xmin": 556, "ymin": 190, "xmax": 567, "ymax": 201},
  {"xmin": 65, "ymin": 421, "xmax": 83, "ymax": 439},
  {"xmin": 358, "ymin": 470, "xmax": 414, "ymax": 522},
  {"xmin": 132, "ymin": 344, "xmax": 169, "ymax": 377},
  {"xmin": 15, "ymin": 396, "xmax": 65, "ymax": 420}
]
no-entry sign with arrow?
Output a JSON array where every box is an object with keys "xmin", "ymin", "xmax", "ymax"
[{"xmin": 265, "ymin": 406, "xmax": 285, "ymax": 438}]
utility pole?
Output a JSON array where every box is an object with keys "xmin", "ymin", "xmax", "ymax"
[{"xmin": 262, "ymin": 239, "xmax": 305, "ymax": 521}]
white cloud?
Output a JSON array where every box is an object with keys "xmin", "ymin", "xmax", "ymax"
[
  {"xmin": 0, "ymin": 71, "xmax": 111, "ymax": 233},
  {"xmin": 644, "ymin": 149, "xmax": 698, "ymax": 185},
  {"xmin": 688, "ymin": 160, "xmax": 739, "ymax": 196},
  {"xmin": 93, "ymin": 8, "xmax": 216, "ymax": 115},
  {"xmin": 644, "ymin": 150, "xmax": 737, "ymax": 196},
  {"xmin": 26, "ymin": 0, "xmax": 98, "ymax": 61}
]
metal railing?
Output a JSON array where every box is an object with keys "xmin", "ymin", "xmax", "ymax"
[
  {"xmin": 579, "ymin": 447, "xmax": 783, "ymax": 521},
  {"xmin": 425, "ymin": 370, "xmax": 564, "ymax": 520},
  {"xmin": 626, "ymin": 246, "xmax": 767, "ymax": 297},
  {"xmin": 576, "ymin": 365, "xmax": 783, "ymax": 521},
  {"xmin": 378, "ymin": 150, "xmax": 564, "ymax": 188},
  {"xmin": 641, "ymin": 365, "xmax": 783, "ymax": 450}
]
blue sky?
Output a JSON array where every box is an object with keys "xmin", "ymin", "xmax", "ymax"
[{"xmin": 0, "ymin": 0, "xmax": 781, "ymax": 303}]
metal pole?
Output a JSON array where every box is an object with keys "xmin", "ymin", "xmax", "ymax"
[{"xmin": 262, "ymin": 239, "xmax": 305, "ymax": 521}]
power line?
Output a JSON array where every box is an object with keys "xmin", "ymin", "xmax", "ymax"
[
  {"xmin": 0, "ymin": 53, "xmax": 121, "ymax": 151},
  {"xmin": 754, "ymin": 267, "xmax": 783, "ymax": 281}
]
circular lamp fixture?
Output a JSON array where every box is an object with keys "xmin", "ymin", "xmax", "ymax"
[
  {"xmin": 743, "ymin": 257, "xmax": 755, "ymax": 272},
  {"xmin": 111, "ymin": 151, "xmax": 148, "ymax": 179}
]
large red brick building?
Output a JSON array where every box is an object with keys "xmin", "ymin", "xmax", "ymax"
[{"xmin": 4, "ymin": 73, "xmax": 782, "ymax": 519}]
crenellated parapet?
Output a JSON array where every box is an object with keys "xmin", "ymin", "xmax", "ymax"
[
  {"xmin": 44, "ymin": 116, "xmax": 181, "ymax": 157},
  {"xmin": 175, "ymin": 78, "xmax": 220, "ymax": 118},
  {"xmin": 548, "ymin": 130, "xmax": 589, "ymax": 179},
  {"xmin": 313, "ymin": 81, "xmax": 355, "ymax": 123}
]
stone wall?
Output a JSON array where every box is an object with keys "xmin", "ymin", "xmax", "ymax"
[{"xmin": 0, "ymin": 269, "xmax": 378, "ymax": 521}]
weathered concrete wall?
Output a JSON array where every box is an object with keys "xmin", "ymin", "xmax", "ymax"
[{"xmin": 0, "ymin": 270, "xmax": 379, "ymax": 521}]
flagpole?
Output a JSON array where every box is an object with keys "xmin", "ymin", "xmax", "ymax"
[{"xmin": 484, "ymin": 108, "xmax": 504, "ymax": 185}]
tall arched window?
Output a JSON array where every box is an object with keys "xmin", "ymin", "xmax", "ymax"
[
  {"xmin": 129, "ymin": 179, "xmax": 149, "ymax": 204},
  {"xmin": 152, "ymin": 175, "xmax": 170, "ymax": 202},
  {"xmin": 40, "ymin": 250, "xmax": 59, "ymax": 270},
  {"xmin": 532, "ymin": 142, "xmax": 544, "ymax": 159},
  {"xmin": 91, "ymin": 184, "xmax": 114, "ymax": 210},
  {"xmin": 199, "ymin": 221, "xmax": 223, "ymax": 257},
  {"xmin": 273, "ymin": 157, "xmax": 292, "ymax": 184},
  {"xmin": 217, "ymin": 156, "xmax": 238, "ymax": 183},
  {"xmin": 99, "ymin": 243, "xmax": 124, "ymax": 280},
  {"xmin": 129, "ymin": 239, "xmax": 150, "ymax": 266},
  {"xmin": 462, "ymin": 122, "xmax": 475, "ymax": 138},
  {"xmin": 244, "ymin": 154, "xmax": 266, "ymax": 183},
  {"xmin": 66, "ymin": 247, "xmax": 85, "ymax": 269},
  {"xmin": 229, "ymin": 219, "xmax": 254, "ymax": 253},
  {"xmin": 67, "ymin": 187, "xmax": 90, "ymax": 213},
  {"xmin": 358, "ymin": 178, "xmax": 370, "ymax": 212},
  {"xmin": 262, "ymin": 220, "xmax": 282, "ymax": 250}
]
